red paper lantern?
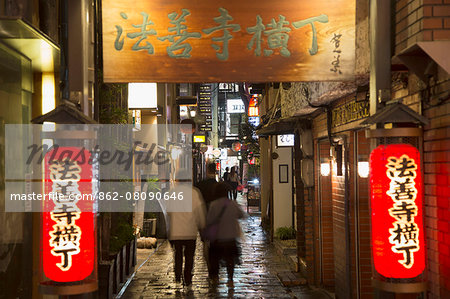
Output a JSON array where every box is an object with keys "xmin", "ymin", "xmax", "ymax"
[
  {"xmin": 180, "ymin": 119, "xmax": 196, "ymax": 134},
  {"xmin": 232, "ymin": 142, "xmax": 241, "ymax": 152},
  {"xmin": 42, "ymin": 147, "xmax": 95, "ymax": 282},
  {"xmin": 370, "ymin": 143, "xmax": 425, "ymax": 278}
]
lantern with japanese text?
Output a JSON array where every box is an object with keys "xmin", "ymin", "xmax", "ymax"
[
  {"xmin": 370, "ymin": 143, "xmax": 425, "ymax": 279},
  {"xmin": 362, "ymin": 102, "xmax": 430, "ymax": 293},
  {"xmin": 40, "ymin": 147, "xmax": 97, "ymax": 294}
]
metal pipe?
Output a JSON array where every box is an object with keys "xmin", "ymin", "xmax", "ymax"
[
  {"xmin": 343, "ymin": 135, "xmax": 352, "ymax": 298},
  {"xmin": 93, "ymin": 0, "xmax": 100, "ymax": 122},
  {"xmin": 59, "ymin": 0, "xmax": 69, "ymax": 101},
  {"xmin": 354, "ymin": 131, "xmax": 361, "ymax": 299},
  {"xmin": 369, "ymin": 0, "xmax": 392, "ymax": 115}
]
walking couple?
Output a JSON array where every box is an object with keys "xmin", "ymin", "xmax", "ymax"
[
  {"xmin": 167, "ymin": 165, "xmax": 245, "ymax": 291},
  {"xmin": 223, "ymin": 165, "xmax": 240, "ymax": 200}
]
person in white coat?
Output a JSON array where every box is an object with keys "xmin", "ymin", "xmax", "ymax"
[{"xmin": 167, "ymin": 170, "xmax": 206, "ymax": 288}]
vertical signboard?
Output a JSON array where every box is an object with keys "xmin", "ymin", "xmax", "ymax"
[
  {"xmin": 198, "ymin": 84, "xmax": 212, "ymax": 131},
  {"xmin": 42, "ymin": 148, "xmax": 95, "ymax": 282},
  {"xmin": 248, "ymin": 95, "xmax": 259, "ymax": 117},
  {"xmin": 370, "ymin": 144, "xmax": 425, "ymax": 278}
]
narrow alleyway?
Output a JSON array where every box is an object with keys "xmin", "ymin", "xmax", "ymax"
[{"xmin": 120, "ymin": 195, "xmax": 332, "ymax": 298}]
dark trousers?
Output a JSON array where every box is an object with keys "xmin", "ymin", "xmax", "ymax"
[
  {"xmin": 209, "ymin": 240, "xmax": 239, "ymax": 281},
  {"xmin": 232, "ymin": 189, "xmax": 238, "ymax": 200},
  {"xmin": 170, "ymin": 239, "xmax": 196, "ymax": 285},
  {"xmin": 230, "ymin": 182, "xmax": 238, "ymax": 200}
]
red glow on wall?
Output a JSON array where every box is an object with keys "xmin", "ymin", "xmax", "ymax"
[
  {"xmin": 42, "ymin": 147, "xmax": 95, "ymax": 282},
  {"xmin": 370, "ymin": 143, "xmax": 425, "ymax": 278}
]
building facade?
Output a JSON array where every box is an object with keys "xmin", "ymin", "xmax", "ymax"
[{"xmin": 257, "ymin": 0, "xmax": 449, "ymax": 298}]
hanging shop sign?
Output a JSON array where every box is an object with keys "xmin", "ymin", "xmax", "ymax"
[
  {"xmin": 220, "ymin": 148, "xmax": 228, "ymax": 160},
  {"xmin": 212, "ymin": 149, "xmax": 221, "ymax": 158},
  {"xmin": 227, "ymin": 99, "xmax": 245, "ymax": 114},
  {"xmin": 332, "ymin": 100, "xmax": 369, "ymax": 127},
  {"xmin": 219, "ymin": 83, "xmax": 239, "ymax": 92},
  {"xmin": 42, "ymin": 147, "xmax": 96, "ymax": 283},
  {"xmin": 128, "ymin": 83, "xmax": 157, "ymax": 109},
  {"xmin": 277, "ymin": 134, "xmax": 295, "ymax": 147},
  {"xmin": 193, "ymin": 135, "xmax": 206, "ymax": 143},
  {"xmin": 102, "ymin": 0, "xmax": 355, "ymax": 82},
  {"xmin": 248, "ymin": 95, "xmax": 259, "ymax": 117},
  {"xmin": 132, "ymin": 110, "xmax": 141, "ymax": 131},
  {"xmin": 369, "ymin": 143, "xmax": 425, "ymax": 279},
  {"xmin": 248, "ymin": 116, "xmax": 260, "ymax": 127},
  {"xmin": 198, "ymin": 84, "xmax": 212, "ymax": 131}
]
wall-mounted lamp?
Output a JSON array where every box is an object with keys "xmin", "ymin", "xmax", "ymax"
[
  {"xmin": 320, "ymin": 162, "xmax": 330, "ymax": 176},
  {"xmin": 357, "ymin": 161, "xmax": 369, "ymax": 178},
  {"xmin": 42, "ymin": 73, "xmax": 55, "ymax": 114},
  {"xmin": 189, "ymin": 110, "xmax": 196, "ymax": 118}
]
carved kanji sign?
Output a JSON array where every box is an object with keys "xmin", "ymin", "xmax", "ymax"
[{"xmin": 102, "ymin": 0, "xmax": 355, "ymax": 82}]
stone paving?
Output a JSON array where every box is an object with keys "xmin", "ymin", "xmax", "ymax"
[{"xmin": 120, "ymin": 195, "xmax": 332, "ymax": 299}]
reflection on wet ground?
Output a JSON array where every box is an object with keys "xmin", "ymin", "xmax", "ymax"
[{"xmin": 121, "ymin": 194, "xmax": 332, "ymax": 298}]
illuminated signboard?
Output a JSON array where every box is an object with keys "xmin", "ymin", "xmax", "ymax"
[
  {"xmin": 248, "ymin": 106, "xmax": 259, "ymax": 117},
  {"xmin": 198, "ymin": 84, "xmax": 212, "ymax": 131},
  {"xmin": 132, "ymin": 110, "xmax": 141, "ymax": 131},
  {"xmin": 102, "ymin": 0, "xmax": 355, "ymax": 82},
  {"xmin": 220, "ymin": 148, "xmax": 228, "ymax": 160},
  {"xmin": 212, "ymin": 149, "xmax": 221, "ymax": 158},
  {"xmin": 370, "ymin": 144, "xmax": 425, "ymax": 278},
  {"xmin": 227, "ymin": 99, "xmax": 245, "ymax": 114},
  {"xmin": 128, "ymin": 83, "xmax": 157, "ymax": 109},
  {"xmin": 248, "ymin": 116, "xmax": 260, "ymax": 127},
  {"xmin": 42, "ymin": 148, "xmax": 95, "ymax": 282},
  {"xmin": 277, "ymin": 134, "xmax": 295, "ymax": 147},
  {"xmin": 219, "ymin": 83, "xmax": 238, "ymax": 92},
  {"xmin": 248, "ymin": 95, "xmax": 259, "ymax": 117},
  {"xmin": 193, "ymin": 135, "xmax": 206, "ymax": 143}
]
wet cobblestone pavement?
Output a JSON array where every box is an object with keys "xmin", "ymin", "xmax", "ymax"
[{"xmin": 120, "ymin": 196, "xmax": 332, "ymax": 298}]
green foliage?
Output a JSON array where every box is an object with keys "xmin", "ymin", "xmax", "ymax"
[
  {"xmin": 109, "ymin": 213, "xmax": 135, "ymax": 253},
  {"xmin": 239, "ymin": 115, "xmax": 260, "ymax": 161},
  {"xmin": 247, "ymin": 163, "xmax": 259, "ymax": 178},
  {"xmin": 146, "ymin": 176, "xmax": 161, "ymax": 192},
  {"xmin": 100, "ymin": 106, "xmax": 130, "ymax": 124},
  {"xmin": 98, "ymin": 70, "xmax": 130, "ymax": 124},
  {"xmin": 275, "ymin": 226, "xmax": 296, "ymax": 240},
  {"xmin": 239, "ymin": 115, "xmax": 261, "ymax": 180},
  {"xmin": 144, "ymin": 212, "xmax": 158, "ymax": 219}
]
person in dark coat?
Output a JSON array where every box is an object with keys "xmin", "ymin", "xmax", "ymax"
[
  {"xmin": 196, "ymin": 163, "xmax": 219, "ymax": 210},
  {"xmin": 195, "ymin": 163, "xmax": 219, "ymax": 277},
  {"xmin": 206, "ymin": 182, "xmax": 245, "ymax": 288}
]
